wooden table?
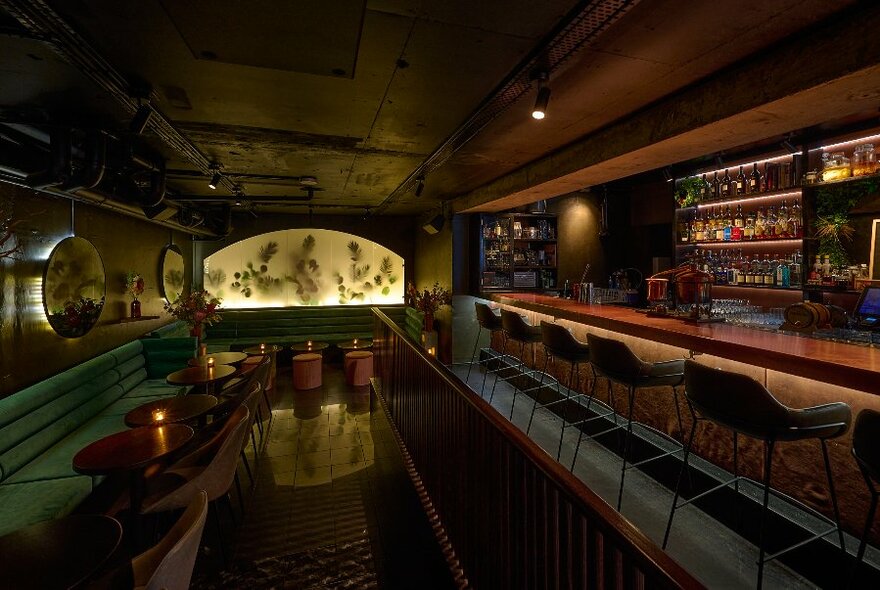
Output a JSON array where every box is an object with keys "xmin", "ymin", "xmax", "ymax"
[
  {"xmin": 243, "ymin": 344, "xmax": 282, "ymax": 390},
  {"xmin": 337, "ymin": 339, "xmax": 373, "ymax": 351},
  {"xmin": 166, "ymin": 364, "xmax": 236, "ymax": 395},
  {"xmin": 124, "ymin": 394, "xmax": 218, "ymax": 428},
  {"xmin": 0, "ymin": 514, "xmax": 122, "ymax": 589},
  {"xmin": 187, "ymin": 351, "xmax": 248, "ymax": 367},
  {"xmin": 73, "ymin": 425, "xmax": 193, "ymax": 549}
]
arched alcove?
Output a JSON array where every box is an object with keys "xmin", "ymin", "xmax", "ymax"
[{"xmin": 203, "ymin": 229, "xmax": 405, "ymax": 307}]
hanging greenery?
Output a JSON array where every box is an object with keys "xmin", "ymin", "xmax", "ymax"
[
  {"xmin": 813, "ymin": 177, "xmax": 879, "ymax": 266},
  {"xmin": 675, "ymin": 177, "xmax": 703, "ymax": 207}
]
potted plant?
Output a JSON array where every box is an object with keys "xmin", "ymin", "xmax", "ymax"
[
  {"xmin": 163, "ymin": 289, "xmax": 222, "ymax": 342},
  {"xmin": 406, "ymin": 282, "xmax": 452, "ymax": 331},
  {"xmin": 676, "ymin": 176, "xmax": 703, "ymax": 207},
  {"xmin": 124, "ymin": 271, "xmax": 145, "ymax": 318}
]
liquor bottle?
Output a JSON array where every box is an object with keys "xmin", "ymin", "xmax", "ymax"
[
  {"xmin": 715, "ymin": 208, "xmax": 726, "ymax": 242},
  {"xmin": 734, "ymin": 204, "xmax": 744, "ymax": 228},
  {"xmin": 703, "ymin": 209, "xmax": 712, "ymax": 242},
  {"xmin": 723, "ymin": 206, "xmax": 732, "ymax": 241},
  {"xmin": 766, "ymin": 206, "xmax": 778, "ymax": 238},
  {"xmin": 744, "ymin": 211, "xmax": 755, "ymax": 240},
  {"xmin": 777, "ymin": 200, "xmax": 790, "ymax": 238},
  {"xmin": 762, "ymin": 254, "xmax": 775, "ymax": 286},
  {"xmin": 776, "ymin": 256, "xmax": 790, "ymax": 288},
  {"xmin": 754, "ymin": 207, "xmax": 766, "ymax": 239},
  {"xmin": 699, "ymin": 174, "xmax": 710, "ymax": 202},
  {"xmin": 679, "ymin": 216, "xmax": 690, "ymax": 243},
  {"xmin": 789, "ymin": 252, "xmax": 802, "ymax": 288},
  {"xmin": 764, "ymin": 162, "xmax": 773, "ymax": 192},
  {"xmin": 711, "ymin": 171, "xmax": 721, "ymax": 200},
  {"xmin": 790, "ymin": 199, "xmax": 802, "ymax": 238},
  {"xmin": 694, "ymin": 212, "xmax": 705, "ymax": 242},
  {"xmin": 720, "ymin": 169, "xmax": 731, "ymax": 197},
  {"xmin": 736, "ymin": 165, "xmax": 746, "ymax": 195},
  {"xmin": 749, "ymin": 163, "xmax": 762, "ymax": 193},
  {"xmin": 738, "ymin": 254, "xmax": 749, "ymax": 285}
]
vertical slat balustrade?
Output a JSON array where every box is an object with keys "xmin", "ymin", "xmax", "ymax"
[{"xmin": 371, "ymin": 308, "xmax": 704, "ymax": 590}]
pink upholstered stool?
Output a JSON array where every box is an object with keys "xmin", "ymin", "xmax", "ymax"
[
  {"xmin": 344, "ymin": 351, "xmax": 374, "ymax": 386},
  {"xmin": 292, "ymin": 353, "xmax": 322, "ymax": 390}
]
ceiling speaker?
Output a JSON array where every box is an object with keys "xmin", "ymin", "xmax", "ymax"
[{"xmin": 422, "ymin": 214, "xmax": 445, "ymax": 235}]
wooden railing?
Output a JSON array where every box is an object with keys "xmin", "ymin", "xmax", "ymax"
[{"xmin": 371, "ymin": 308, "xmax": 704, "ymax": 589}]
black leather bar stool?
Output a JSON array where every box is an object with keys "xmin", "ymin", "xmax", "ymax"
[
  {"xmin": 663, "ymin": 360, "xmax": 851, "ymax": 590},
  {"xmin": 532, "ymin": 321, "xmax": 605, "ymax": 461},
  {"xmin": 582, "ymin": 333, "xmax": 685, "ymax": 511},
  {"xmin": 851, "ymin": 409, "xmax": 880, "ymax": 586},
  {"xmin": 490, "ymin": 309, "xmax": 543, "ymax": 419},
  {"xmin": 466, "ymin": 302, "xmax": 505, "ymax": 395}
]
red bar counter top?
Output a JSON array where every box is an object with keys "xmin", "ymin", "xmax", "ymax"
[{"xmin": 489, "ymin": 292, "xmax": 880, "ymax": 396}]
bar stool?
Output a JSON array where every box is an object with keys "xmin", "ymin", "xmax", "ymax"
[
  {"xmin": 490, "ymin": 309, "xmax": 543, "ymax": 420},
  {"xmin": 466, "ymin": 302, "xmax": 504, "ymax": 395},
  {"xmin": 850, "ymin": 409, "xmax": 880, "ymax": 585},
  {"xmin": 530, "ymin": 321, "xmax": 604, "ymax": 461},
  {"xmin": 663, "ymin": 360, "xmax": 851, "ymax": 590},
  {"xmin": 582, "ymin": 333, "xmax": 685, "ymax": 511}
]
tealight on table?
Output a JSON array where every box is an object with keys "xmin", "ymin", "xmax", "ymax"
[
  {"xmin": 124, "ymin": 394, "xmax": 218, "ymax": 428},
  {"xmin": 187, "ymin": 351, "xmax": 247, "ymax": 368}
]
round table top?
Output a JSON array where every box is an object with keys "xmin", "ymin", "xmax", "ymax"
[
  {"xmin": 187, "ymin": 351, "xmax": 247, "ymax": 367},
  {"xmin": 290, "ymin": 341, "xmax": 329, "ymax": 352},
  {"xmin": 337, "ymin": 339, "xmax": 373, "ymax": 350},
  {"xmin": 242, "ymin": 344, "xmax": 281, "ymax": 354},
  {"xmin": 166, "ymin": 364, "xmax": 236, "ymax": 386},
  {"xmin": 124, "ymin": 394, "xmax": 218, "ymax": 428},
  {"xmin": 73, "ymin": 424, "xmax": 194, "ymax": 475},
  {"xmin": 0, "ymin": 514, "xmax": 122, "ymax": 589}
]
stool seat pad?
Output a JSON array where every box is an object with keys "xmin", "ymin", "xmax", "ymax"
[
  {"xmin": 501, "ymin": 309, "xmax": 542, "ymax": 343},
  {"xmin": 345, "ymin": 351, "xmax": 373, "ymax": 359}
]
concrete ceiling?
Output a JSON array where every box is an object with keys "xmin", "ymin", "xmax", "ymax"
[{"xmin": 0, "ymin": 0, "xmax": 869, "ymax": 218}]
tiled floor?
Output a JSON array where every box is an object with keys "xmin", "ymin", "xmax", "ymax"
[{"xmin": 192, "ymin": 356, "xmax": 455, "ymax": 589}]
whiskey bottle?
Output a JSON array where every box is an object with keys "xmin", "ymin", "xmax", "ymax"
[
  {"xmin": 715, "ymin": 208, "xmax": 726, "ymax": 242},
  {"xmin": 736, "ymin": 165, "xmax": 746, "ymax": 195},
  {"xmin": 711, "ymin": 171, "xmax": 721, "ymax": 200},
  {"xmin": 720, "ymin": 169, "xmax": 731, "ymax": 197},
  {"xmin": 744, "ymin": 211, "xmax": 755, "ymax": 240},
  {"xmin": 749, "ymin": 163, "xmax": 762, "ymax": 193},
  {"xmin": 754, "ymin": 207, "xmax": 766, "ymax": 239},
  {"xmin": 776, "ymin": 200, "xmax": 789, "ymax": 237},
  {"xmin": 790, "ymin": 199, "xmax": 802, "ymax": 238},
  {"xmin": 699, "ymin": 174, "xmax": 710, "ymax": 202},
  {"xmin": 766, "ymin": 206, "xmax": 778, "ymax": 238}
]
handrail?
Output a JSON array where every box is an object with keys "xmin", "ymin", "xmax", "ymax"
[{"xmin": 370, "ymin": 307, "xmax": 703, "ymax": 589}]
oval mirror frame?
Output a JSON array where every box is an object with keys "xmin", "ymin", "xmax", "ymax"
[
  {"xmin": 160, "ymin": 244, "xmax": 185, "ymax": 302},
  {"xmin": 43, "ymin": 236, "xmax": 106, "ymax": 338}
]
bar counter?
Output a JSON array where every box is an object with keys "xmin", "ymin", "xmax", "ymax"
[
  {"xmin": 487, "ymin": 292, "xmax": 880, "ymax": 542},
  {"xmin": 489, "ymin": 292, "xmax": 880, "ymax": 396}
]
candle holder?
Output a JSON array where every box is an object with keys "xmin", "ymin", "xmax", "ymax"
[
  {"xmin": 152, "ymin": 409, "xmax": 165, "ymax": 423},
  {"xmin": 207, "ymin": 357, "xmax": 215, "ymax": 367}
]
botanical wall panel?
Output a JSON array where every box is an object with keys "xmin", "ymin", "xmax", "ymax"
[{"xmin": 203, "ymin": 229, "xmax": 405, "ymax": 307}]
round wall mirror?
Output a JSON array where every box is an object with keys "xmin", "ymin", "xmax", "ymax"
[
  {"xmin": 43, "ymin": 236, "xmax": 106, "ymax": 338},
  {"xmin": 160, "ymin": 244, "xmax": 185, "ymax": 302}
]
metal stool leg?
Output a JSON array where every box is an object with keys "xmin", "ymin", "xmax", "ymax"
[
  {"xmin": 527, "ymin": 352, "xmax": 551, "ymax": 435},
  {"xmin": 820, "ymin": 439, "xmax": 846, "ymax": 551},
  {"xmin": 662, "ymin": 409, "xmax": 699, "ymax": 549},
  {"xmin": 851, "ymin": 477, "xmax": 878, "ymax": 586},
  {"xmin": 756, "ymin": 439, "xmax": 776, "ymax": 590},
  {"xmin": 488, "ymin": 333, "xmax": 508, "ymax": 403},
  {"xmin": 617, "ymin": 385, "xmax": 636, "ymax": 511},
  {"xmin": 466, "ymin": 326, "xmax": 483, "ymax": 382},
  {"xmin": 556, "ymin": 361, "xmax": 577, "ymax": 461},
  {"xmin": 509, "ymin": 340, "xmax": 527, "ymax": 420}
]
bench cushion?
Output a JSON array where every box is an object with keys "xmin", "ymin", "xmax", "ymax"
[
  {"xmin": 0, "ymin": 477, "xmax": 93, "ymax": 537},
  {"xmin": 141, "ymin": 337, "xmax": 197, "ymax": 379}
]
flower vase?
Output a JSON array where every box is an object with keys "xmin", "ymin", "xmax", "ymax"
[
  {"xmin": 424, "ymin": 311, "xmax": 434, "ymax": 332},
  {"xmin": 130, "ymin": 299, "xmax": 141, "ymax": 319},
  {"xmin": 190, "ymin": 323, "xmax": 203, "ymax": 344}
]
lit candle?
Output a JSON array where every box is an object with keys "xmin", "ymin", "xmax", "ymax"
[
  {"xmin": 307, "ymin": 340, "xmax": 312, "ymax": 348},
  {"xmin": 353, "ymin": 338, "xmax": 358, "ymax": 348},
  {"xmin": 427, "ymin": 347, "xmax": 436, "ymax": 356},
  {"xmin": 153, "ymin": 409, "xmax": 165, "ymax": 423},
  {"xmin": 260, "ymin": 343, "xmax": 265, "ymax": 352},
  {"xmin": 207, "ymin": 357, "xmax": 215, "ymax": 367}
]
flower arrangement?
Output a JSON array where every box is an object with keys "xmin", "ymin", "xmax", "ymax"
[
  {"xmin": 49, "ymin": 296, "xmax": 105, "ymax": 336},
  {"xmin": 406, "ymin": 282, "xmax": 452, "ymax": 314},
  {"xmin": 163, "ymin": 289, "xmax": 222, "ymax": 328},
  {"xmin": 125, "ymin": 271, "xmax": 145, "ymax": 301}
]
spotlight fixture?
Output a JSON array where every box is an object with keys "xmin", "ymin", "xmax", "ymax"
[
  {"xmin": 662, "ymin": 167, "xmax": 674, "ymax": 183},
  {"xmin": 129, "ymin": 103, "xmax": 153, "ymax": 135},
  {"xmin": 414, "ymin": 175, "xmax": 425, "ymax": 197},
  {"xmin": 714, "ymin": 155, "xmax": 724, "ymax": 168},
  {"xmin": 781, "ymin": 139, "xmax": 798, "ymax": 154},
  {"xmin": 531, "ymin": 71, "xmax": 550, "ymax": 120},
  {"xmin": 422, "ymin": 213, "xmax": 445, "ymax": 235},
  {"xmin": 208, "ymin": 167, "xmax": 222, "ymax": 190}
]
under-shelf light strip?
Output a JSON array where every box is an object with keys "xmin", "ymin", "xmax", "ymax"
[
  {"xmin": 811, "ymin": 133, "xmax": 880, "ymax": 153},
  {"xmin": 684, "ymin": 238, "xmax": 802, "ymax": 248},
  {"xmin": 684, "ymin": 153, "xmax": 802, "ymax": 180},
  {"xmin": 695, "ymin": 191, "xmax": 801, "ymax": 209}
]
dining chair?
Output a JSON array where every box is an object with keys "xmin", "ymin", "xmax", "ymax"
[
  {"xmin": 139, "ymin": 405, "xmax": 251, "ymax": 566},
  {"xmin": 131, "ymin": 490, "xmax": 208, "ymax": 590}
]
